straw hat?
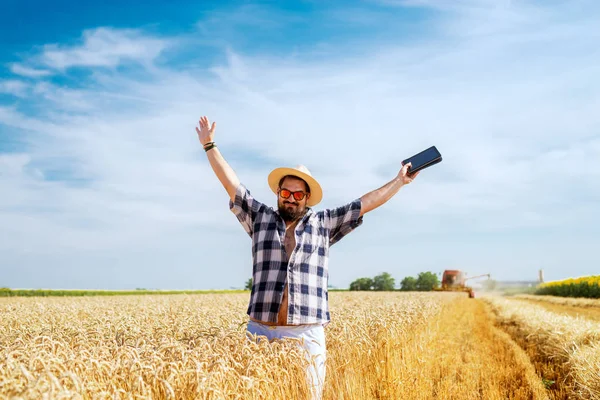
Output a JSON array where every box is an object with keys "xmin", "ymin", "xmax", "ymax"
[{"xmin": 267, "ymin": 164, "xmax": 323, "ymax": 207}]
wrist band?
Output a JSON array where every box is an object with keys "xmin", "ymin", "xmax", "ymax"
[{"xmin": 204, "ymin": 142, "xmax": 216, "ymax": 152}]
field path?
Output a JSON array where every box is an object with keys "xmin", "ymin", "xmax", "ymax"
[
  {"xmin": 514, "ymin": 298, "xmax": 600, "ymax": 322},
  {"xmin": 395, "ymin": 297, "xmax": 550, "ymax": 400}
]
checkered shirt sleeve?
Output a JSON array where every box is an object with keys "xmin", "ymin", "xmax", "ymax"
[
  {"xmin": 322, "ymin": 198, "xmax": 364, "ymax": 245},
  {"xmin": 228, "ymin": 183, "xmax": 268, "ymax": 237}
]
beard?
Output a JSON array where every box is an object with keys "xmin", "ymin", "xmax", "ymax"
[{"xmin": 278, "ymin": 201, "xmax": 306, "ymax": 222}]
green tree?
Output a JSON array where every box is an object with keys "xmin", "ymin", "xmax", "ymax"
[
  {"xmin": 416, "ymin": 271, "xmax": 440, "ymax": 291},
  {"xmin": 373, "ymin": 272, "xmax": 395, "ymax": 291},
  {"xmin": 349, "ymin": 277, "xmax": 374, "ymax": 291},
  {"xmin": 245, "ymin": 278, "xmax": 253, "ymax": 290},
  {"xmin": 400, "ymin": 276, "xmax": 417, "ymax": 291}
]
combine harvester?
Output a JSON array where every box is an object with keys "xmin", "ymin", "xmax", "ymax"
[{"xmin": 434, "ymin": 270, "xmax": 491, "ymax": 298}]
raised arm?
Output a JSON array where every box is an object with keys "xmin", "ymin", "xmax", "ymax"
[
  {"xmin": 196, "ymin": 116, "xmax": 240, "ymax": 202},
  {"xmin": 359, "ymin": 162, "xmax": 419, "ymax": 217}
]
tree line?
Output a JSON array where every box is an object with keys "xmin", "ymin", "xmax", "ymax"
[
  {"xmin": 244, "ymin": 271, "xmax": 441, "ymax": 292},
  {"xmin": 349, "ymin": 271, "xmax": 440, "ymax": 291}
]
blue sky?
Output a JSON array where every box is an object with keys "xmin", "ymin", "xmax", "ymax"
[{"xmin": 1, "ymin": 0, "xmax": 599, "ymax": 290}]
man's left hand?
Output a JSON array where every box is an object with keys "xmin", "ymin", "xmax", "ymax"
[{"xmin": 399, "ymin": 162, "xmax": 420, "ymax": 185}]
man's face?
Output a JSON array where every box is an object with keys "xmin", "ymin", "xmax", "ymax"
[{"xmin": 277, "ymin": 176, "xmax": 310, "ymax": 222}]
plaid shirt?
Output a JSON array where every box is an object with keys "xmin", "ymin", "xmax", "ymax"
[{"xmin": 229, "ymin": 183, "xmax": 363, "ymax": 325}]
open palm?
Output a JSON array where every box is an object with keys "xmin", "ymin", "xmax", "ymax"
[{"xmin": 195, "ymin": 116, "xmax": 216, "ymax": 146}]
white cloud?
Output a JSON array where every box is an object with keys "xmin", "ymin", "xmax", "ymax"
[
  {"xmin": 382, "ymin": 0, "xmax": 521, "ymax": 11},
  {"xmin": 9, "ymin": 64, "xmax": 52, "ymax": 78},
  {"xmin": 10, "ymin": 27, "xmax": 170, "ymax": 75},
  {"xmin": 1, "ymin": 2, "xmax": 599, "ymax": 289},
  {"xmin": 0, "ymin": 80, "xmax": 28, "ymax": 97},
  {"xmin": 46, "ymin": 28, "xmax": 169, "ymax": 70}
]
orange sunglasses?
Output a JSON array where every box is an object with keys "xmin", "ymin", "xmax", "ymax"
[{"xmin": 279, "ymin": 188, "xmax": 308, "ymax": 201}]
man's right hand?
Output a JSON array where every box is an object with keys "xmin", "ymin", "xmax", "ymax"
[
  {"xmin": 196, "ymin": 115, "xmax": 240, "ymax": 201},
  {"xmin": 196, "ymin": 116, "xmax": 216, "ymax": 146}
]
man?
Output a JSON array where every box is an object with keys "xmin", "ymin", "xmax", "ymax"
[{"xmin": 196, "ymin": 116, "xmax": 419, "ymax": 399}]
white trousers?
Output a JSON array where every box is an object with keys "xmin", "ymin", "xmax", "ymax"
[{"xmin": 246, "ymin": 320, "xmax": 326, "ymax": 399}]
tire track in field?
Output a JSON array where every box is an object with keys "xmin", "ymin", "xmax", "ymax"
[
  {"xmin": 396, "ymin": 297, "xmax": 549, "ymax": 400},
  {"xmin": 485, "ymin": 296, "xmax": 600, "ymax": 399},
  {"xmin": 514, "ymin": 298, "xmax": 600, "ymax": 323}
]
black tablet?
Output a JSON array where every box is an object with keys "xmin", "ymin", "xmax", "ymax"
[{"xmin": 401, "ymin": 146, "xmax": 442, "ymax": 175}]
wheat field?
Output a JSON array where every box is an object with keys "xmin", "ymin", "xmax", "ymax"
[
  {"xmin": 483, "ymin": 295, "xmax": 600, "ymax": 400},
  {"xmin": 0, "ymin": 291, "xmax": 597, "ymax": 399}
]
